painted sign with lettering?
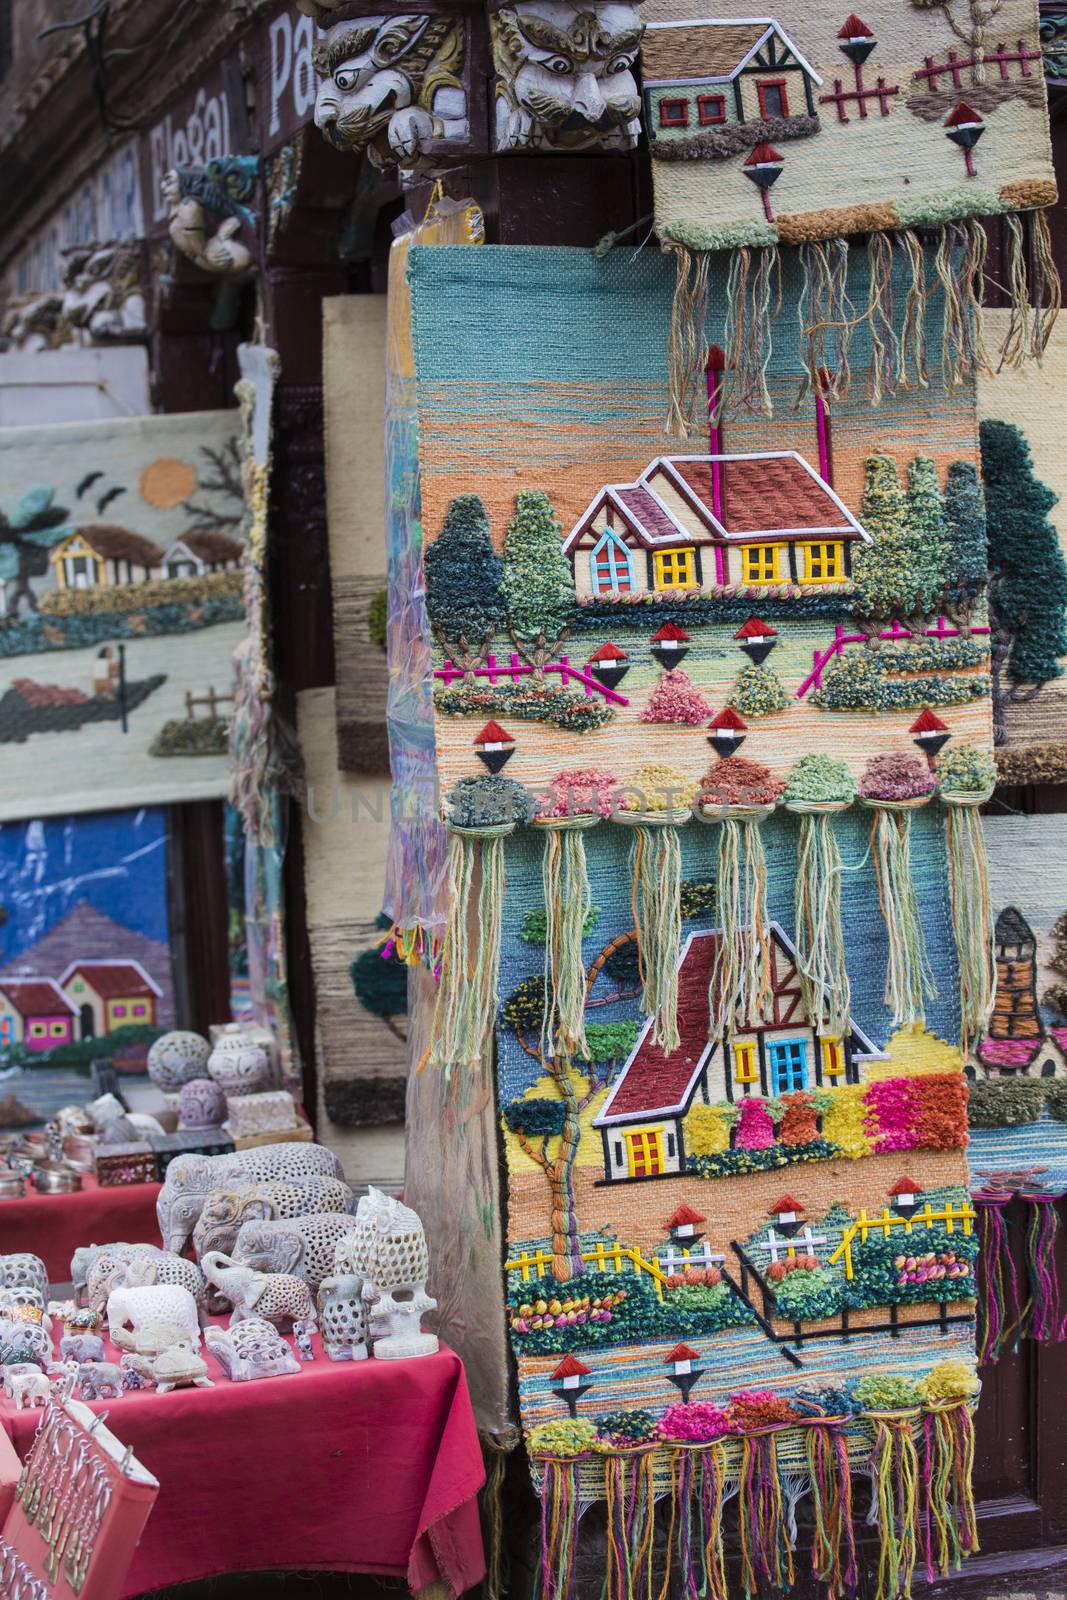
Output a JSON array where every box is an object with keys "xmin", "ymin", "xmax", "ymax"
[
  {"xmin": 11, "ymin": 142, "xmax": 143, "ymax": 296},
  {"xmin": 143, "ymin": 70, "xmax": 237, "ymax": 230},
  {"xmin": 262, "ymin": 5, "xmax": 319, "ymax": 149}
]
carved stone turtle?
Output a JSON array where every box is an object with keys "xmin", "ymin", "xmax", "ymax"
[{"xmin": 134, "ymin": 1341, "xmax": 214, "ymax": 1395}]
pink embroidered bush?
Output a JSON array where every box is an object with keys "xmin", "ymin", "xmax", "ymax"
[
  {"xmin": 641, "ymin": 670, "xmax": 714, "ymax": 726},
  {"xmin": 865, "ymin": 1076, "xmax": 921, "ymax": 1152},
  {"xmin": 735, "ymin": 1099, "xmax": 775, "ymax": 1150},
  {"xmin": 537, "ymin": 768, "xmax": 619, "ymax": 819},
  {"xmin": 657, "ymin": 1402, "xmax": 729, "ymax": 1442},
  {"xmin": 858, "ymin": 752, "xmax": 936, "ymax": 801}
]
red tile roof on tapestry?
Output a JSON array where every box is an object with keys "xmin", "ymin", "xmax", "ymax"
[
  {"xmin": 666, "ymin": 1345, "xmax": 701, "ymax": 1363},
  {"xmin": 667, "ymin": 1204, "xmax": 706, "ymax": 1228},
  {"xmin": 58, "ymin": 960, "xmax": 161, "ymax": 998},
  {"xmin": 552, "ymin": 1355, "xmax": 591, "ymax": 1379},
  {"xmin": 0, "ymin": 979, "xmax": 76, "ymax": 1017},
  {"xmin": 734, "ymin": 617, "xmax": 778, "ymax": 639}
]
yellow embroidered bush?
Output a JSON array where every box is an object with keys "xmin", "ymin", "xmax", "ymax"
[
  {"xmin": 820, "ymin": 1084, "xmax": 872, "ymax": 1159},
  {"xmin": 683, "ymin": 1103, "xmax": 732, "ymax": 1157}
]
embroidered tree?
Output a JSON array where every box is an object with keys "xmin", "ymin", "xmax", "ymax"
[
  {"xmin": 1042, "ymin": 908, "xmax": 1067, "ymax": 1019},
  {"xmin": 642, "ymin": 668, "xmax": 714, "ymax": 725},
  {"xmin": 0, "ymin": 488, "xmax": 70, "ymax": 616},
  {"xmin": 728, "ymin": 661, "xmax": 789, "ymax": 717},
  {"xmin": 502, "ymin": 490, "xmax": 575, "ymax": 686},
  {"xmin": 851, "ymin": 453, "xmax": 911, "ymax": 629},
  {"xmin": 911, "ymin": 0, "xmax": 1004, "ymax": 83},
  {"xmin": 981, "ymin": 420, "xmax": 1067, "ymax": 722},
  {"xmin": 904, "ymin": 455, "xmax": 950, "ymax": 622},
  {"xmin": 350, "ymin": 914, "xmax": 408, "ymax": 1043},
  {"xmin": 424, "ymin": 493, "xmax": 506, "ymax": 685},
  {"xmin": 942, "ymin": 459, "xmax": 988, "ymax": 626}
]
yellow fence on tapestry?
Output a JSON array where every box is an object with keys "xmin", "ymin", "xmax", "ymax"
[{"xmin": 828, "ymin": 1202, "xmax": 976, "ymax": 1279}]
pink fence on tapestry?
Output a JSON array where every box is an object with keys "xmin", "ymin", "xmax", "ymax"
[
  {"xmin": 433, "ymin": 651, "xmax": 630, "ymax": 705},
  {"xmin": 796, "ymin": 616, "xmax": 993, "ymax": 698}
]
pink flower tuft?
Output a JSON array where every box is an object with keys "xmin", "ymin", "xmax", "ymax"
[
  {"xmin": 642, "ymin": 670, "xmax": 714, "ymax": 726},
  {"xmin": 735, "ymin": 1099, "xmax": 776, "ymax": 1150},
  {"xmin": 657, "ymin": 1402, "xmax": 729, "ymax": 1442},
  {"xmin": 537, "ymin": 768, "xmax": 620, "ymax": 819}
]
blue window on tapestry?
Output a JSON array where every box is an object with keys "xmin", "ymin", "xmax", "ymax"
[
  {"xmin": 590, "ymin": 530, "xmax": 634, "ymax": 596},
  {"xmin": 768, "ymin": 1038, "xmax": 808, "ymax": 1092}
]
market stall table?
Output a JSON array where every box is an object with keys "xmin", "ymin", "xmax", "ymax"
[
  {"xmin": 2, "ymin": 1322, "xmax": 486, "ymax": 1599},
  {"xmin": 0, "ymin": 1176, "xmax": 162, "ymax": 1283}
]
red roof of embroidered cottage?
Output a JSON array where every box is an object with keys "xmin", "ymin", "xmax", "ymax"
[
  {"xmin": 734, "ymin": 617, "xmax": 778, "ymax": 640},
  {"xmin": 58, "ymin": 960, "xmax": 162, "ymax": 999},
  {"xmin": 910, "ymin": 710, "xmax": 949, "ymax": 733},
  {"xmin": 552, "ymin": 1355, "xmax": 591, "ymax": 1379},
  {"xmin": 667, "ymin": 1204, "xmax": 706, "ymax": 1228},
  {"xmin": 889, "ymin": 1176, "xmax": 923, "ymax": 1196},
  {"xmin": 769, "ymin": 1195, "xmax": 806, "ymax": 1215},
  {"xmin": 652, "ymin": 622, "xmax": 691, "ymax": 642},
  {"xmin": 744, "ymin": 143, "xmax": 784, "ymax": 165},
  {"xmin": 587, "ymin": 642, "xmax": 628, "ymax": 661},
  {"xmin": 944, "ymin": 102, "xmax": 983, "ymax": 126},
  {"xmin": 0, "ymin": 979, "xmax": 76, "ymax": 1018},
  {"xmin": 666, "ymin": 1344, "xmax": 700, "ymax": 1363},
  {"xmin": 474, "ymin": 721, "xmax": 514, "ymax": 745},
  {"xmin": 708, "ymin": 707, "xmax": 746, "ymax": 730},
  {"xmin": 838, "ymin": 14, "xmax": 874, "ymax": 37}
]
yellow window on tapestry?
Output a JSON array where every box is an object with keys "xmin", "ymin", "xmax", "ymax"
[
  {"xmin": 653, "ymin": 548, "xmax": 696, "ymax": 590},
  {"xmin": 821, "ymin": 1037, "xmax": 845, "ymax": 1077},
  {"xmin": 803, "ymin": 542, "xmax": 843, "ymax": 582},
  {"xmin": 733, "ymin": 1040, "xmax": 758, "ymax": 1083},
  {"xmin": 625, "ymin": 1129, "xmax": 663, "ymax": 1177},
  {"xmin": 741, "ymin": 545, "xmax": 780, "ymax": 583}
]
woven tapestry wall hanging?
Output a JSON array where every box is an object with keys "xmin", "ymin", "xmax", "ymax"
[
  {"xmin": 0, "ymin": 411, "xmax": 244, "ymax": 820},
  {"xmin": 637, "ymin": 0, "xmax": 1058, "ymax": 426},
  {"xmin": 0, "ymin": 806, "xmax": 173, "ymax": 1126},
  {"xmin": 405, "ymin": 242, "xmax": 991, "ymax": 1597},
  {"xmin": 975, "ymin": 312, "xmax": 1067, "ymax": 784}
]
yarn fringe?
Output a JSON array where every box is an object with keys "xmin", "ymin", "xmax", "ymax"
[
  {"xmin": 663, "ymin": 212, "xmax": 1060, "ymax": 432},
  {"xmin": 710, "ymin": 817, "xmax": 772, "ymax": 1041},
  {"xmin": 661, "ymin": 1445, "xmax": 728, "ymax": 1600},
  {"xmin": 975, "ymin": 1193, "xmax": 1066, "ymax": 1359},
  {"xmin": 427, "ymin": 829, "xmax": 507, "ymax": 1076},
  {"xmin": 867, "ymin": 1412, "xmax": 919, "ymax": 1600},
  {"xmin": 794, "ymin": 812, "xmax": 851, "ymax": 1037},
  {"xmin": 868, "ymin": 805, "xmax": 936, "ymax": 1029},
  {"xmin": 541, "ymin": 826, "xmax": 592, "ymax": 1061},
  {"xmin": 738, "ymin": 1429, "xmax": 795, "ymax": 1597},
  {"xmin": 1020, "ymin": 1196, "xmax": 1067, "ymax": 1345},
  {"xmin": 630, "ymin": 825, "xmax": 683, "ymax": 1052},
  {"xmin": 974, "ymin": 1195, "xmax": 1020, "ymax": 1364},
  {"xmin": 943, "ymin": 801, "xmax": 997, "ymax": 1051},
  {"xmin": 539, "ymin": 1456, "xmax": 581, "ymax": 1600},
  {"xmin": 920, "ymin": 1404, "xmax": 979, "ymax": 1584},
  {"xmin": 481, "ymin": 1428, "xmax": 520, "ymax": 1600},
  {"xmin": 805, "ymin": 1422, "xmax": 857, "ymax": 1600}
]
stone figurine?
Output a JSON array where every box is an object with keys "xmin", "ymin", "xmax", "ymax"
[
  {"xmin": 490, "ymin": 1, "xmax": 643, "ymax": 153},
  {"xmin": 315, "ymin": 1275, "xmax": 368, "ymax": 1362},
  {"xmin": 0, "ymin": 1324, "xmax": 50, "ymax": 1368},
  {"xmin": 177, "ymin": 1077, "xmax": 226, "ymax": 1130},
  {"xmin": 204, "ymin": 1319, "xmax": 301, "ymax": 1381},
  {"xmin": 71, "ymin": 1242, "xmax": 155, "ymax": 1304},
  {"xmin": 128, "ymin": 1341, "xmax": 213, "ymax": 1394},
  {"xmin": 312, "ymin": 15, "xmax": 468, "ymax": 167},
  {"xmin": 3, "ymin": 1369, "xmax": 51, "ymax": 1409},
  {"xmin": 192, "ymin": 1176, "xmax": 355, "ymax": 1261},
  {"xmin": 231, "ymin": 1214, "xmax": 354, "ymax": 1293},
  {"xmin": 76, "ymin": 1362, "xmax": 124, "ymax": 1402},
  {"xmin": 200, "ymin": 1251, "xmax": 317, "ymax": 1331},
  {"xmin": 293, "ymin": 1319, "xmax": 316, "ymax": 1361},
  {"xmin": 0, "ymin": 1253, "xmax": 48, "ymax": 1304},
  {"xmin": 85, "ymin": 1246, "xmax": 207, "ymax": 1317},
  {"xmin": 156, "ymin": 1143, "xmax": 344, "ymax": 1254},
  {"xmin": 60, "ymin": 1332, "xmax": 105, "ymax": 1364},
  {"xmin": 60, "ymin": 240, "xmax": 146, "ymax": 343},
  {"xmin": 0, "ymin": 1287, "xmax": 50, "ymax": 1332},
  {"xmin": 107, "ymin": 1284, "xmax": 201, "ymax": 1352},
  {"xmin": 360, "ymin": 1190, "xmax": 439, "ymax": 1360},
  {"xmin": 206, "ymin": 1031, "xmax": 272, "ymax": 1096},
  {"xmin": 147, "ymin": 1031, "xmax": 212, "ymax": 1091},
  {"xmin": 162, "ymin": 161, "xmax": 258, "ymax": 277}
]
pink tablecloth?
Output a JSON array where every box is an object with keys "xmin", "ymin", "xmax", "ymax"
[
  {"xmin": 3, "ymin": 1325, "xmax": 486, "ymax": 1598},
  {"xmin": 0, "ymin": 1176, "xmax": 162, "ymax": 1284}
]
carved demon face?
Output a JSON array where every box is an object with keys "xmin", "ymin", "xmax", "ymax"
[
  {"xmin": 492, "ymin": 1, "xmax": 644, "ymax": 151},
  {"xmin": 312, "ymin": 16, "xmax": 438, "ymax": 153}
]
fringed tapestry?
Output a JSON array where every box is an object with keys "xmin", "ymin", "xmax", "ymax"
[
  {"xmin": 0, "ymin": 807, "xmax": 173, "ymax": 1124},
  {"xmin": 0, "ymin": 411, "xmax": 244, "ymax": 820},
  {"xmin": 975, "ymin": 312, "xmax": 1067, "ymax": 784},
  {"xmin": 637, "ymin": 0, "xmax": 1059, "ymax": 429},
  {"xmin": 964, "ymin": 810, "xmax": 1067, "ymax": 1362},
  {"xmin": 405, "ymin": 243, "xmax": 992, "ymax": 1597}
]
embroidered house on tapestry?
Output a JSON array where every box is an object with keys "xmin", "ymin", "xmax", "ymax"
[
  {"xmin": 49, "ymin": 526, "xmax": 164, "ymax": 590},
  {"xmin": 59, "ymin": 959, "xmax": 161, "ymax": 1038},
  {"xmin": 593, "ymin": 924, "xmax": 883, "ymax": 1182},
  {"xmin": 161, "ymin": 531, "xmax": 245, "ymax": 579},
  {"xmin": 563, "ymin": 452, "xmax": 868, "ymax": 598},
  {"xmin": 642, "ymin": 19, "xmax": 821, "ymax": 150},
  {"xmin": 0, "ymin": 980, "xmax": 77, "ymax": 1052}
]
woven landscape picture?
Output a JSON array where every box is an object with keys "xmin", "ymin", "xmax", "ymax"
[
  {"xmin": 409, "ymin": 243, "xmax": 990, "ymax": 1581},
  {"xmin": 0, "ymin": 411, "xmax": 244, "ymax": 819}
]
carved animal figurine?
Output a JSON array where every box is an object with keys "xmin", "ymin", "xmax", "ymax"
[
  {"xmin": 232, "ymin": 1214, "xmax": 354, "ymax": 1292},
  {"xmin": 76, "ymin": 1362, "xmax": 123, "ymax": 1402},
  {"xmin": 201, "ymin": 1251, "xmax": 317, "ymax": 1331},
  {"xmin": 147, "ymin": 1029, "xmax": 211, "ymax": 1090},
  {"xmin": 0, "ymin": 1253, "xmax": 48, "ymax": 1303},
  {"xmin": 107, "ymin": 1284, "xmax": 201, "ymax": 1352},
  {"xmin": 0, "ymin": 1320, "xmax": 51, "ymax": 1366},
  {"xmin": 157, "ymin": 1143, "xmax": 344, "ymax": 1254},
  {"xmin": 360, "ymin": 1190, "xmax": 438, "ymax": 1359},
  {"xmin": 3, "ymin": 1369, "xmax": 50, "ymax": 1409},
  {"xmin": 71, "ymin": 1242, "xmax": 153, "ymax": 1303},
  {"xmin": 293, "ymin": 1319, "xmax": 316, "ymax": 1361},
  {"xmin": 0, "ymin": 1286, "xmax": 50, "ymax": 1331},
  {"xmin": 312, "ymin": 16, "xmax": 468, "ymax": 166},
  {"xmin": 60, "ymin": 1332, "xmax": 105, "ymax": 1364},
  {"xmin": 86, "ymin": 1246, "xmax": 207, "ymax": 1317},
  {"xmin": 316, "ymin": 1275, "xmax": 368, "ymax": 1362},
  {"xmin": 205, "ymin": 1319, "xmax": 301, "ymax": 1381},
  {"xmin": 490, "ymin": 1, "xmax": 643, "ymax": 153},
  {"xmin": 129, "ymin": 1341, "xmax": 213, "ymax": 1394},
  {"xmin": 162, "ymin": 170, "xmax": 254, "ymax": 276},
  {"xmin": 120, "ymin": 1357, "xmax": 153, "ymax": 1392},
  {"xmin": 192, "ymin": 1176, "xmax": 355, "ymax": 1262}
]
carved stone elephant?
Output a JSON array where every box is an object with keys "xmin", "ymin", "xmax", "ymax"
[
  {"xmin": 106, "ymin": 1283, "xmax": 200, "ymax": 1351},
  {"xmin": 4, "ymin": 1369, "xmax": 51, "ymax": 1409},
  {"xmin": 76, "ymin": 1362, "xmax": 123, "ymax": 1401},
  {"xmin": 86, "ymin": 1246, "xmax": 206, "ymax": 1316},
  {"xmin": 60, "ymin": 1332, "xmax": 105, "ymax": 1364},
  {"xmin": 156, "ymin": 1144, "xmax": 344, "ymax": 1254},
  {"xmin": 192, "ymin": 1177, "xmax": 356, "ymax": 1261},
  {"xmin": 0, "ymin": 1253, "xmax": 48, "ymax": 1304},
  {"xmin": 201, "ymin": 1251, "xmax": 317, "ymax": 1331},
  {"xmin": 71, "ymin": 1242, "xmax": 154, "ymax": 1304},
  {"xmin": 232, "ymin": 1213, "xmax": 354, "ymax": 1292}
]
